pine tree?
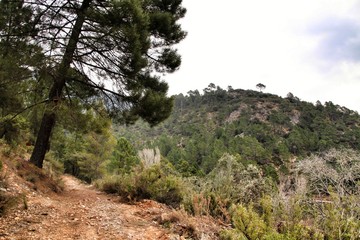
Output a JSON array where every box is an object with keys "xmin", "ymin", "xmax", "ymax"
[
  {"xmin": 0, "ymin": 0, "xmax": 45, "ymax": 141},
  {"xmin": 1, "ymin": 0, "xmax": 186, "ymax": 168}
]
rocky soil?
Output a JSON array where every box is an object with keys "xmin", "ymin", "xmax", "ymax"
[{"xmin": 0, "ymin": 172, "xmax": 222, "ymax": 240}]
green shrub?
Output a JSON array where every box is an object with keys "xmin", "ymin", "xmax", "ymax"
[
  {"xmin": 146, "ymin": 175, "xmax": 184, "ymax": 207},
  {"xmin": 0, "ymin": 116, "xmax": 28, "ymax": 144},
  {"xmin": 315, "ymin": 194, "xmax": 360, "ymax": 240},
  {"xmin": 179, "ymin": 154, "xmax": 276, "ymax": 222},
  {"xmin": 284, "ymin": 224, "xmax": 324, "ymax": 240},
  {"xmin": 98, "ymin": 174, "xmax": 137, "ymax": 199},
  {"xmin": 220, "ymin": 197, "xmax": 325, "ymax": 240},
  {"xmin": 231, "ymin": 204, "xmax": 269, "ymax": 239},
  {"xmin": 219, "ymin": 228, "xmax": 247, "ymax": 240},
  {"xmin": 207, "ymin": 154, "xmax": 274, "ymax": 204},
  {"xmin": 97, "ymin": 164, "xmax": 186, "ymax": 207},
  {"xmin": 263, "ymin": 165, "xmax": 279, "ymax": 184},
  {"xmin": 219, "ymin": 203, "xmax": 283, "ymax": 240}
]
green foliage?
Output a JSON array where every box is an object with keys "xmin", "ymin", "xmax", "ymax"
[
  {"xmin": 269, "ymin": 111, "xmax": 291, "ymax": 125},
  {"xmin": 97, "ymin": 174, "xmax": 136, "ymax": 196},
  {"xmin": 0, "ymin": 116, "xmax": 28, "ymax": 144},
  {"xmin": 138, "ymin": 168, "xmax": 184, "ymax": 207},
  {"xmin": 97, "ymin": 163, "xmax": 186, "ymax": 208},
  {"xmin": 108, "ymin": 137, "xmax": 140, "ymax": 174},
  {"xmin": 0, "ymin": 0, "xmax": 46, "ymax": 145},
  {"xmin": 206, "ymin": 154, "xmax": 273, "ymax": 204},
  {"xmin": 286, "ymin": 126, "xmax": 318, "ymax": 154},
  {"xmin": 220, "ymin": 200, "xmax": 325, "ymax": 240},
  {"xmin": 50, "ymin": 108, "xmax": 115, "ymax": 183},
  {"xmin": 256, "ymin": 83, "xmax": 266, "ymax": 92},
  {"xmin": 71, "ymin": 132, "xmax": 115, "ymax": 183},
  {"xmin": 115, "ymin": 85, "xmax": 360, "ymax": 179},
  {"xmin": 123, "ymin": 90, "xmax": 175, "ymax": 126},
  {"xmin": 179, "ymin": 154, "xmax": 274, "ymax": 222},
  {"xmin": 230, "ymin": 204, "xmax": 269, "ymax": 239},
  {"xmin": 229, "ymin": 136, "xmax": 271, "ymax": 164},
  {"xmin": 0, "ymin": 0, "xmax": 186, "ymax": 168},
  {"xmin": 212, "ymin": 149, "xmax": 360, "ymax": 240},
  {"xmin": 316, "ymin": 195, "xmax": 360, "ymax": 240}
]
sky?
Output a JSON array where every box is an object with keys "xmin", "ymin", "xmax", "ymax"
[{"xmin": 165, "ymin": 0, "xmax": 360, "ymax": 112}]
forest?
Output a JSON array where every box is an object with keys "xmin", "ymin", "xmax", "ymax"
[{"xmin": 1, "ymin": 0, "xmax": 360, "ymax": 239}]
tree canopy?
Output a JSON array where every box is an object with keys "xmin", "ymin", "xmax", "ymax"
[
  {"xmin": 0, "ymin": 0, "xmax": 186, "ymax": 168},
  {"xmin": 256, "ymin": 83, "xmax": 266, "ymax": 92}
]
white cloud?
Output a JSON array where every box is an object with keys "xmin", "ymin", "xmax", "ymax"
[{"xmin": 166, "ymin": 0, "xmax": 360, "ymax": 112}]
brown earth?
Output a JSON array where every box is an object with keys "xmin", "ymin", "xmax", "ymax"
[{"xmin": 0, "ymin": 162, "xmax": 223, "ymax": 240}]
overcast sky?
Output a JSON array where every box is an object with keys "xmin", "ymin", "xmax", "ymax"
[{"xmin": 165, "ymin": 0, "xmax": 360, "ymax": 112}]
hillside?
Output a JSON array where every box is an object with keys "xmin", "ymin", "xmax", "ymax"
[
  {"xmin": 1, "ymin": 1, "xmax": 359, "ymax": 238},
  {"xmin": 2, "ymin": 86, "xmax": 360, "ymax": 239},
  {"xmin": 115, "ymin": 85, "xmax": 360, "ymax": 177}
]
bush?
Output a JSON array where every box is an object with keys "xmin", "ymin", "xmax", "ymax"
[
  {"xmin": 145, "ymin": 174, "xmax": 184, "ymax": 207},
  {"xmin": 220, "ymin": 203, "xmax": 283, "ymax": 240},
  {"xmin": 180, "ymin": 154, "xmax": 275, "ymax": 222},
  {"xmin": 220, "ymin": 202, "xmax": 324, "ymax": 240},
  {"xmin": 296, "ymin": 148, "xmax": 360, "ymax": 196},
  {"xmin": 205, "ymin": 154, "xmax": 273, "ymax": 203},
  {"xmin": 0, "ymin": 116, "xmax": 29, "ymax": 144},
  {"xmin": 295, "ymin": 148, "xmax": 360, "ymax": 239},
  {"xmin": 98, "ymin": 174, "xmax": 136, "ymax": 198},
  {"xmin": 97, "ymin": 163, "xmax": 186, "ymax": 208},
  {"xmin": 314, "ymin": 193, "xmax": 360, "ymax": 240}
]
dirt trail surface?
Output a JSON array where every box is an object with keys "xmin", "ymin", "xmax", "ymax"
[{"xmin": 0, "ymin": 175, "xmax": 221, "ymax": 240}]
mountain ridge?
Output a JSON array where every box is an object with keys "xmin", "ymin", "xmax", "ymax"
[{"xmin": 115, "ymin": 85, "xmax": 360, "ymax": 178}]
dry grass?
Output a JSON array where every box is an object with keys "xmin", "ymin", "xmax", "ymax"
[
  {"xmin": 157, "ymin": 210, "xmax": 198, "ymax": 239},
  {"xmin": 157, "ymin": 208, "xmax": 224, "ymax": 240},
  {"xmin": 15, "ymin": 159, "xmax": 63, "ymax": 193},
  {"xmin": 0, "ymin": 192, "xmax": 19, "ymax": 216},
  {"xmin": 0, "ymin": 144, "xmax": 64, "ymax": 216},
  {"xmin": 0, "ymin": 159, "xmax": 19, "ymax": 216}
]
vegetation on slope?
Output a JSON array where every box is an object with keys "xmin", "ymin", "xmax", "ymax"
[
  {"xmin": 2, "ymin": 80, "xmax": 360, "ymax": 239},
  {"xmin": 2, "ymin": 1, "xmax": 359, "ymax": 238},
  {"xmin": 99, "ymin": 85, "xmax": 360, "ymax": 239},
  {"xmin": 116, "ymin": 84, "xmax": 360, "ymax": 178}
]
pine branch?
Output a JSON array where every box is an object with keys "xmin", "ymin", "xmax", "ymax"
[{"xmin": 8, "ymin": 99, "xmax": 49, "ymax": 121}]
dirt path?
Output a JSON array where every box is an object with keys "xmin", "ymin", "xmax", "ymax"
[{"xmin": 0, "ymin": 175, "xmax": 220, "ymax": 240}]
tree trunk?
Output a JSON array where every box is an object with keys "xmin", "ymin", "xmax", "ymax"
[
  {"xmin": 29, "ymin": 111, "xmax": 55, "ymax": 168},
  {"xmin": 29, "ymin": 0, "xmax": 92, "ymax": 168}
]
